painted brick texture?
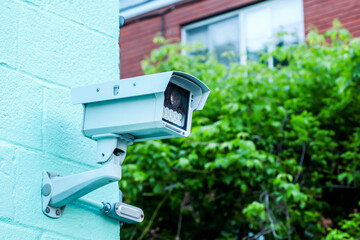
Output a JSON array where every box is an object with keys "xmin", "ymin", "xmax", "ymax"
[
  {"xmin": 0, "ymin": 0, "xmax": 120, "ymax": 239},
  {"xmin": 120, "ymin": 0, "xmax": 360, "ymax": 78},
  {"xmin": 304, "ymin": 0, "xmax": 360, "ymax": 36}
]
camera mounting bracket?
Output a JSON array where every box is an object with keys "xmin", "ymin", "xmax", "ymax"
[{"xmin": 41, "ymin": 136, "xmax": 130, "ymax": 218}]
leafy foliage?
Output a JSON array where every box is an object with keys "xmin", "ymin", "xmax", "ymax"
[
  {"xmin": 120, "ymin": 21, "xmax": 360, "ymax": 239},
  {"xmin": 325, "ymin": 203, "xmax": 360, "ymax": 240}
]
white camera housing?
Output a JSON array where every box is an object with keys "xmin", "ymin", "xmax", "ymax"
[{"xmin": 71, "ymin": 71, "xmax": 210, "ymax": 142}]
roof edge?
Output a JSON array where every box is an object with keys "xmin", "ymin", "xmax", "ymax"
[{"xmin": 120, "ymin": 0, "xmax": 182, "ymax": 19}]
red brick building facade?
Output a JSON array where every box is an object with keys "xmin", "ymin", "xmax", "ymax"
[{"xmin": 120, "ymin": 0, "xmax": 360, "ymax": 78}]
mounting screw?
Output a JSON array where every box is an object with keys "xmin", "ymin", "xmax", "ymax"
[
  {"xmin": 101, "ymin": 153, "xmax": 105, "ymax": 157},
  {"xmin": 96, "ymin": 88, "xmax": 100, "ymax": 92},
  {"xmin": 133, "ymin": 83, "xmax": 136, "ymax": 86},
  {"xmin": 56, "ymin": 209, "xmax": 61, "ymax": 216},
  {"xmin": 45, "ymin": 207, "xmax": 50, "ymax": 213}
]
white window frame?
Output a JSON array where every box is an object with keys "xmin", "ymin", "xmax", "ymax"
[{"xmin": 181, "ymin": 0, "xmax": 305, "ymax": 66}]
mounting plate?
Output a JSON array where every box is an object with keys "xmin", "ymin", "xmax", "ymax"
[{"xmin": 41, "ymin": 172, "xmax": 65, "ymax": 218}]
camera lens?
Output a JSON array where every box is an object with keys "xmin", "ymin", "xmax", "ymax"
[
  {"xmin": 170, "ymin": 91, "xmax": 181, "ymax": 108},
  {"xmin": 163, "ymin": 82, "xmax": 190, "ymax": 129}
]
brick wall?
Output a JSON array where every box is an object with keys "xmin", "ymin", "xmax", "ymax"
[
  {"xmin": 0, "ymin": 0, "xmax": 120, "ymax": 239},
  {"xmin": 304, "ymin": 0, "xmax": 360, "ymax": 36},
  {"xmin": 120, "ymin": 0, "xmax": 360, "ymax": 78}
]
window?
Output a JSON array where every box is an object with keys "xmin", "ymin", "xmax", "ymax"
[{"xmin": 181, "ymin": 0, "xmax": 304, "ymax": 66}]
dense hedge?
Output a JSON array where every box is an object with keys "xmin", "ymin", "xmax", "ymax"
[{"xmin": 120, "ymin": 21, "xmax": 360, "ymax": 239}]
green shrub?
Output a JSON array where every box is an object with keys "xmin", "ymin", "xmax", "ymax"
[{"xmin": 120, "ymin": 20, "xmax": 360, "ymax": 239}]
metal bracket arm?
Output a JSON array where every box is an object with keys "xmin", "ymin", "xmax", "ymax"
[{"xmin": 41, "ymin": 137, "xmax": 128, "ymax": 218}]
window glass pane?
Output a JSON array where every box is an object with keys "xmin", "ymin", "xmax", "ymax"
[
  {"xmin": 272, "ymin": 0, "xmax": 303, "ymax": 44},
  {"xmin": 244, "ymin": 7, "xmax": 271, "ymax": 62},
  {"xmin": 185, "ymin": 16, "xmax": 239, "ymax": 64},
  {"xmin": 272, "ymin": 0, "xmax": 302, "ymax": 28},
  {"xmin": 247, "ymin": 39, "xmax": 268, "ymax": 62},
  {"xmin": 186, "ymin": 26, "xmax": 208, "ymax": 48},
  {"xmin": 245, "ymin": 8, "xmax": 271, "ymax": 40},
  {"xmin": 243, "ymin": 0, "xmax": 303, "ymax": 63},
  {"xmin": 208, "ymin": 16, "xmax": 239, "ymax": 64}
]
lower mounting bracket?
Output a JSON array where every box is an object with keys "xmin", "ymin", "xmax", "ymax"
[{"xmin": 42, "ymin": 171, "xmax": 65, "ymax": 218}]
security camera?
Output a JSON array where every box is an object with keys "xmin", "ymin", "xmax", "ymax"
[
  {"xmin": 41, "ymin": 71, "xmax": 210, "ymax": 224},
  {"xmin": 71, "ymin": 71, "xmax": 210, "ymax": 143}
]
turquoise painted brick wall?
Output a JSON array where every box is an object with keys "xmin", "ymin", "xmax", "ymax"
[{"xmin": 0, "ymin": 0, "xmax": 120, "ymax": 239}]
